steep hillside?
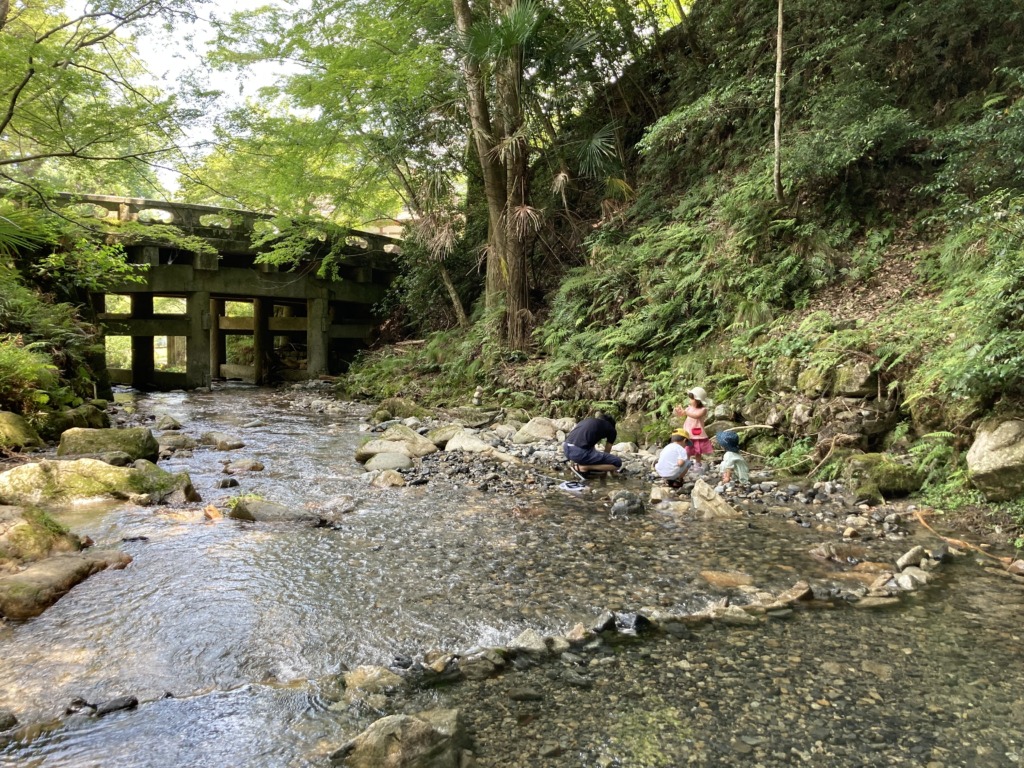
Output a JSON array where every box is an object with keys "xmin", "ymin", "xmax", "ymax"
[{"xmin": 344, "ymin": 0, "xmax": 1024, "ymax": 528}]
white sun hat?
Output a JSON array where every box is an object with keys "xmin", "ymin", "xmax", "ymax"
[{"xmin": 687, "ymin": 386, "xmax": 709, "ymax": 404}]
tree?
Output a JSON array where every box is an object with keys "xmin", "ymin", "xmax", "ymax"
[
  {"xmin": 773, "ymin": 0, "xmax": 784, "ymax": 203},
  {"xmin": 452, "ymin": 0, "xmax": 534, "ymax": 348},
  {"xmin": 0, "ymin": 0, "xmax": 205, "ymax": 200},
  {"xmin": 200, "ymin": 0, "xmax": 678, "ymax": 345}
]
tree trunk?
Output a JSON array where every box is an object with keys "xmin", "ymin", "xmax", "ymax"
[
  {"xmin": 452, "ymin": 0, "xmax": 532, "ymax": 349},
  {"xmin": 438, "ymin": 262, "xmax": 469, "ymax": 327},
  {"xmin": 773, "ymin": 0, "xmax": 785, "ymax": 203}
]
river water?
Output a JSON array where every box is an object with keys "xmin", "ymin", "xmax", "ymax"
[{"xmin": 1, "ymin": 387, "xmax": 1023, "ymax": 767}]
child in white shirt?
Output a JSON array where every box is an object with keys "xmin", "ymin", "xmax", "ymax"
[{"xmin": 656, "ymin": 429, "xmax": 694, "ymax": 486}]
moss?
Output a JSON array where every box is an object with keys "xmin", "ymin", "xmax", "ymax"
[
  {"xmin": 378, "ymin": 397, "xmax": 428, "ymax": 419},
  {"xmin": 22, "ymin": 508, "xmax": 69, "ymax": 537},
  {"xmin": 604, "ymin": 698, "xmax": 692, "ymax": 765},
  {"xmin": 2, "ymin": 507, "xmax": 79, "ymax": 565},
  {"xmin": 845, "ymin": 452, "xmax": 924, "ymax": 498},
  {"xmin": 797, "ymin": 366, "xmax": 832, "ymax": 397},
  {"xmin": 854, "ymin": 479, "xmax": 884, "ymax": 505},
  {"xmin": 747, "ymin": 434, "xmax": 789, "ymax": 458}
]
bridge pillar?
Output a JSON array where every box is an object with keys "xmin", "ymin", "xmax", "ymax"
[
  {"xmin": 130, "ymin": 294, "xmax": 155, "ymax": 389},
  {"xmin": 209, "ymin": 299, "xmax": 226, "ymax": 378},
  {"xmin": 186, "ymin": 291, "xmax": 212, "ymax": 389},
  {"xmin": 253, "ymin": 298, "xmax": 271, "ymax": 386},
  {"xmin": 307, "ymin": 296, "xmax": 330, "ymax": 377}
]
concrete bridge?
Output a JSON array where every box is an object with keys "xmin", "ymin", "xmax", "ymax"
[{"xmin": 61, "ymin": 193, "xmax": 399, "ymax": 390}]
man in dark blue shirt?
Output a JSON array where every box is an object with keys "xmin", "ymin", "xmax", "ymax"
[{"xmin": 563, "ymin": 414, "xmax": 622, "ymax": 473}]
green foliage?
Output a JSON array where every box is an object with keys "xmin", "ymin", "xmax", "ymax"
[
  {"xmin": 899, "ymin": 192, "xmax": 1024, "ymax": 410},
  {"xmin": 0, "ymin": 0, "xmax": 197, "ymax": 197},
  {"xmin": 0, "ymin": 265, "xmax": 98, "ymax": 413},
  {"xmin": 768, "ymin": 438, "xmax": 815, "ymax": 475},
  {"xmin": 0, "ymin": 337, "xmax": 59, "ymax": 414},
  {"xmin": 907, "ymin": 432, "xmax": 960, "ymax": 498},
  {"xmin": 341, "ymin": 322, "xmax": 502, "ymax": 405}
]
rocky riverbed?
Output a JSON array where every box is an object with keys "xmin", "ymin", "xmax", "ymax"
[{"xmin": 0, "ymin": 383, "xmax": 1022, "ymax": 767}]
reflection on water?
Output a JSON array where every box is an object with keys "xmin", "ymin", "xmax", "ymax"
[{"xmin": 2, "ymin": 387, "xmax": 1024, "ymax": 766}]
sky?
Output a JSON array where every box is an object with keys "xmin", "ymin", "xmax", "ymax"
[{"xmin": 133, "ymin": 1, "xmax": 298, "ymax": 193}]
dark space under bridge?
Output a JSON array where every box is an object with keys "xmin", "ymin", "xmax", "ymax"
[{"xmin": 61, "ymin": 193, "xmax": 399, "ymax": 390}]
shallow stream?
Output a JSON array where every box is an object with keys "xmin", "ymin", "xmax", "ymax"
[{"xmin": 1, "ymin": 387, "xmax": 1022, "ymax": 767}]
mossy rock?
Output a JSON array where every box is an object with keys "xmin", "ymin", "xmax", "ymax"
[
  {"xmin": 615, "ymin": 413, "xmax": 648, "ymax": 445},
  {"xmin": 797, "ymin": 366, "xmax": 832, "ymax": 398},
  {"xmin": 769, "ymin": 358, "xmax": 801, "ymax": 392},
  {"xmin": 0, "ymin": 458, "xmax": 199, "ymax": 507},
  {"xmin": 503, "ymin": 408, "xmax": 532, "ymax": 424},
  {"xmin": 833, "ymin": 361, "xmax": 877, "ymax": 397},
  {"xmin": 0, "ymin": 506, "xmax": 81, "ymax": 567},
  {"xmin": 844, "ymin": 453, "xmax": 923, "ymax": 497},
  {"xmin": 57, "ymin": 427, "xmax": 159, "ymax": 463},
  {"xmin": 746, "ymin": 434, "xmax": 789, "ymax": 459},
  {"xmin": 0, "ymin": 412, "xmax": 43, "ymax": 451},
  {"xmin": 371, "ymin": 409, "xmax": 393, "ymax": 424},
  {"xmin": 704, "ymin": 420, "xmax": 737, "ymax": 439},
  {"xmin": 853, "ymin": 480, "xmax": 884, "ymax": 506},
  {"xmin": 35, "ymin": 404, "xmax": 110, "ymax": 442},
  {"xmin": 378, "ymin": 397, "xmax": 429, "ymax": 419}
]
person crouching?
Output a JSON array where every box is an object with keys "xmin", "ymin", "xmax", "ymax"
[
  {"xmin": 655, "ymin": 429, "xmax": 694, "ymax": 488},
  {"xmin": 564, "ymin": 413, "xmax": 622, "ymax": 473}
]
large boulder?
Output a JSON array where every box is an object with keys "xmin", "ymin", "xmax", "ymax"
[
  {"xmin": 377, "ymin": 397, "xmax": 429, "ymax": 420},
  {"xmin": 0, "ymin": 506, "xmax": 81, "ymax": 568},
  {"xmin": 512, "ymin": 417, "xmax": 559, "ymax": 444},
  {"xmin": 967, "ymin": 419, "xmax": 1024, "ymax": 501},
  {"xmin": 36, "ymin": 404, "xmax": 109, "ymax": 442},
  {"xmin": 0, "ymin": 412, "xmax": 43, "ymax": 451},
  {"xmin": 833, "ymin": 361, "xmax": 878, "ymax": 397},
  {"xmin": 0, "ymin": 459, "xmax": 199, "ymax": 506},
  {"xmin": 57, "ymin": 427, "xmax": 159, "ymax": 463},
  {"xmin": 844, "ymin": 453, "xmax": 923, "ymax": 497},
  {"xmin": 0, "ymin": 549, "xmax": 132, "ymax": 619},
  {"xmin": 425, "ymin": 424, "xmax": 464, "ymax": 449},
  {"xmin": 365, "ymin": 452, "xmax": 414, "ymax": 471},
  {"xmin": 356, "ymin": 425, "xmax": 437, "ymax": 462},
  {"xmin": 443, "ymin": 431, "xmax": 515, "ymax": 463},
  {"xmin": 444, "ymin": 431, "xmax": 495, "ymax": 453},
  {"xmin": 330, "ymin": 708, "xmax": 470, "ymax": 768}
]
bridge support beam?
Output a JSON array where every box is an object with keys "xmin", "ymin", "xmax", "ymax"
[
  {"xmin": 307, "ymin": 296, "xmax": 329, "ymax": 377},
  {"xmin": 209, "ymin": 299, "xmax": 226, "ymax": 379},
  {"xmin": 253, "ymin": 298, "xmax": 271, "ymax": 386},
  {"xmin": 130, "ymin": 294, "xmax": 155, "ymax": 389},
  {"xmin": 186, "ymin": 291, "xmax": 211, "ymax": 389}
]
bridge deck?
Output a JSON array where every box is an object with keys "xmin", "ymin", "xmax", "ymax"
[{"xmin": 53, "ymin": 193, "xmax": 400, "ymax": 389}]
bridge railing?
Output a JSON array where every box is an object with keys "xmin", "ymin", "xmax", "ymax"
[{"xmin": 51, "ymin": 192, "xmax": 402, "ymax": 260}]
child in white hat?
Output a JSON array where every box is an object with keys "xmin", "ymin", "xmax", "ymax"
[{"xmin": 674, "ymin": 386, "xmax": 712, "ymax": 473}]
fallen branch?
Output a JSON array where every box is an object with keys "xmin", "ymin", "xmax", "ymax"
[{"xmin": 912, "ymin": 508, "xmax": 1012, "ymax": 566}]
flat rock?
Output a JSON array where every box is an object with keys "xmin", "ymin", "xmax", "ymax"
[{"xmin": 0, "ymin": 549, "xmax": 132, "ymax": 619}]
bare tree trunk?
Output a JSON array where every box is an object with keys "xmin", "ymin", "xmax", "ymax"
[
  {"xmin": 438, "ymin": 262, "xmax": 469, "ymax": 327},
  {"xmin": 773, "ymin": 0, "xmax": 785, "ymax": 203},
  {"xmin": 0, "ymin": 0, "xmax": 9, "ymax": 32}
]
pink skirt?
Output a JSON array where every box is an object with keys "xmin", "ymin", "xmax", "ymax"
[{"xmin": 690, "ymin": 438, "xmax": 713, "ymax": 456}]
